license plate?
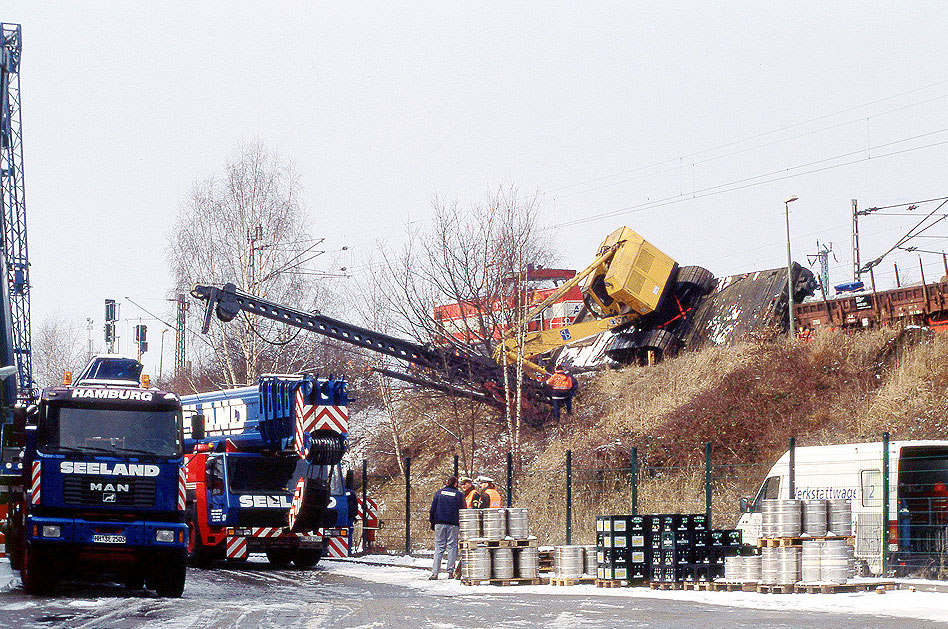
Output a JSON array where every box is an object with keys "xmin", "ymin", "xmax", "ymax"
[{"xmin": 92, "ymin": 534, "xmax": 126, "ymax": 544}]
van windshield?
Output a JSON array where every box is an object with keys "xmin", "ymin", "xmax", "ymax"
[{"xmin": 752, "ymin": 476, "xmax": 781, "ymax": 511}]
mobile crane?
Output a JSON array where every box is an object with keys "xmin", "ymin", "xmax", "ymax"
[{"xmin": 181, "ymin": 374, "xmax": 354, "ymax": 567}]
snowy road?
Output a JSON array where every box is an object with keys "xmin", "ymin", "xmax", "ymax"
[{"xmin": 0, "ymin": 557, "xmax": 946, "ymax": 628}]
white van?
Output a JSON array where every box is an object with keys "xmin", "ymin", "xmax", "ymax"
[{"xmin": 736, "ymin": 440, "xmax": 948, "ymax": 575}]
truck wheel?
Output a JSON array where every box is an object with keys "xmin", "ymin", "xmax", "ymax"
[
  {"xmin": 21, "ymin": 544, "xmax": 53, "ymax": 595},
  {"xmin": 293, "ymin": 548, "xmax": 322, "ymax": 569},
  {"xmin": 124, "ymin": 570, "xmax": 145, "ymax": 591},
  {"xmin": 187, "ymin": 520, "xmax": 211, "ymax": 568},
  {"xmin": 266, "ymin": 549, "xmax": 293, "ymax": 567},
  {"xmin": 153, "ymin": 556, "xmax": 187, "ymax": 598}
]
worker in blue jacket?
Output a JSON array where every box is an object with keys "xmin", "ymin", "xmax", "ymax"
[{"xmin": 428, "ymin": 475, "xmax": 466, "ymax": 580}]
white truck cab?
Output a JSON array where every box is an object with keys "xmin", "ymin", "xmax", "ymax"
[{"xmin": 736, "ymin": 440, "xmax": 948, "ymax": 575}]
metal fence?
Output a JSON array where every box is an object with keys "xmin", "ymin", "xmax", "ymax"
[{"xmin": 352, "ymin": 432, "xmax": 948, "ymax": 578}]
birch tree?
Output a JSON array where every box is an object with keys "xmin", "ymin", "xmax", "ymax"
[{"xmin": 168, "ymin": 142, "xmax": 339, "ymax": 388}]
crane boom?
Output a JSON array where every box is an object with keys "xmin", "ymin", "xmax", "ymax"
[
  {"xmin": 191, "ymin": 283, "xmax": 549, "ymax": 404},
  {"xmin": 0, "ymin": 23, "xmax": 33, "ymax": 402}
]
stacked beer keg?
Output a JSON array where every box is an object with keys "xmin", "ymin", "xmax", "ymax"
[
  {"xmin": 459, "ymin": 507, "xmax": 539, "ymax": 584},
  {"xmin": 756, "ymin": 497, "xmax": 854, "ymax": 585}
]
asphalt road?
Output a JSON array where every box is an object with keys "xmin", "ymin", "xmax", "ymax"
[{"xmin": 0, "ymin": 560, "xmax": 942, "ymax": 628}]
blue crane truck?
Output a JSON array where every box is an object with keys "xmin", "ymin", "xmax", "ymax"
[
  {"xmin": 182, "ymin": 374, "xmax": 354, "ymax": 567},
  {"xmin": 5, "ymin": 356, "xmax": 188, "ymax": 596}
]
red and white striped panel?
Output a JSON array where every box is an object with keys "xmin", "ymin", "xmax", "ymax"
[
  {"xmin": 312, "ymin": 406, "xmax": 348, "ymax": 434},
  {"xmin": 30, "ymin": 461, "xmax": 41, "ymax": 505},
  {"xmin": 357, "ymin": 497, "xmax": 380, "ymax": 527},
  {"xmin": 0, "ymin": 531, "xmax": 5, "ymax": 558},
  {"xmin": 225, "ymin": 536, "xmax": 248, "ymax": 560},
  {"xmin": 294, "ymin": 390, "xmax": 316, "ymax": 458},
  {"xmin": 288, "ymin": 477, "xmax": 305, "ymax": 531},
  {"xmin": 177, "ymin": 466, "xmax": 186, "ymax": 511},
  {"xmin": 324, "ymin": 535, "xmax": 349, "ymax": 558}
]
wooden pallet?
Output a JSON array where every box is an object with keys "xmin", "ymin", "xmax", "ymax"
[
  {"xmin": 596, "ymin": 579, "xmax": 627, "ymax": 588},
  {"xmin": 549, "ymin": 576, "xmax": 597, "ymax": 586},
  {"xmin": 757, "ymin": 536, "xmax": 855, "ymax": 548},
  {"xmin": 460, "ymin": 538, "xmax": 538, "ymax": 550},
  {"xmin": 649, "ymin": 582, "xmax": 685, "ymax": 590},
  {"xmin": 461, "ymin": 577, "xmax": 542, "ymax": 587},
  {"xmin": 757, "ymin": 537, "xmax": 803, "ymax": 548},
  {"xmin": 741, "ymin": 582, "xmax": 759, "ymax": 592},
  {"xmin": 680, "ymin": 581, "xmax": 715, "ymax": 591},
  {"xmin": 794, "ymin": 581, "xmax": 898, "ymax": 594},
  {"xmin": 756, "ymin": 584, "xmax": 795, "ymax": 594}
]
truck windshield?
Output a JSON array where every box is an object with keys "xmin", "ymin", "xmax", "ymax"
[
  {"xmin": 227, "ymin": 457, "xmax": 310, "ymax": 494},
  {"xmin": 41, "ymin": 405, "xmax": 181, "ymax": 457}
]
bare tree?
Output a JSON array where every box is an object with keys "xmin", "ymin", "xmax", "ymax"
[
  {"xmin": 168, "ymin": 142, "xmax": 341, "ymax": 389},
  {"xmin": 369, "ymin": 185, "xmax": 555, "ymax": 466},
  {"xmin": 32, "ymin": 312, "xmax": 86, "ymax": 390}
]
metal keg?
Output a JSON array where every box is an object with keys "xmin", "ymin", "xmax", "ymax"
[
  {"xmin": 492, "ymin": 547, "xmax": 515, "ymax": 579},
  {"xmin": 462, "ymin": 547, "xmax": 490, "ymax": 580},
  {"xmin": 802, "ymin": 499, "xmax": 827, "ymax": 537},
  {"xmin": 482, "ymin": 509, "xmax": 507, "ymax": 540},
  {"xmin": 777, "ymin": 546, "xmax": 801, "ymax": 585},
  {"xmin": 826, "ymin": 499, "xmax": 852, "ymax": 536},
  {"xmin": 459, "ymin": 509, "xmax": 481, "ymax": 541},
  {"xmin": 801, "ymin": 539, "xmax": 822, "ymax": 582},
  {"xmin": 724, "ymin": 556, "xmax": 743, "ymax": 581},
  {"xmin": 761, "ymin": 499, "xmax": 780, "ymax": 538},
  {"xmin": 820, "ymin": 539, "xmax": 849, "ymax": 584},
  {"xmin": 554, "ymin": 545, "xmax": 585, "ymax": 579},
  {"xmin": 774, "ymin": 499, "xmax": 802, "ymax": 537},
  {"xmin": 582, "ymin": 545, "xmax": 597, "ymax": 576},
  {"xmin": 760, "ymin": 546, "xmax": 779, "ymax": 585},
  {"xmin": 507, "ymin": 508, "xmax": 529, "ymax": 538},
  {"xmin": 516, "ymin": 547, "xmax": 539, "ymax": 579},
  {"xmin": 741, "ymin": 554, "xmax": 762, "ymax": 582}
]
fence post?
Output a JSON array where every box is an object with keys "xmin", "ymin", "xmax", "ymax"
[
  {"xmin": 566, "ymin": 450, "xmax": 572, "ymax": 545},
  {"xmin": 882, "ymin": 431, "xmax": 890, "ymax": 575},
  {"xmin": 630, "ymin": 447, "xmax": 638, "ymax": 516},
  {"xmin": 506, "ymin": 452, "xmax": 513, "ymax": 508},
  {"xmin": 453, "ymin": 454, "xmax": 459, "ymax": 479},
  {"xmin": 361, "ymin": 458, "xmax": 368, "ymax": 550},
  {"xmin": 704, "ymin": 442, "xmax": 712, "ymax": 524},
  {"xmin": 405, "ymin": 456, "xmax": 411, "ymax": 556},
  {"xmin": 788, "ymin": 437, "xmax": 796, "ymax": 499}
]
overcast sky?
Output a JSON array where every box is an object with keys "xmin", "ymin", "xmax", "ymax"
[{"xmin": 6, "ymin": 2, "xmax": 948, "ymax": 379}]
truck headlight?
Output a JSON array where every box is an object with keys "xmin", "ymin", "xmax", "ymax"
[
  {"xmin": 42, "ymin": 525, "xmax": 61, "ymax": 538},
  {"xmin": 155, "ymin": 529, "xmax": 175, "ymax": 543}
]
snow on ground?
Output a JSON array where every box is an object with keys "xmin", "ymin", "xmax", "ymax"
[{"xmin": 326, "ymin": 556, "xmax": 948, "ymax": 624}]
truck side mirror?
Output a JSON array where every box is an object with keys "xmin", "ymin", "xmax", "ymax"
[
  {"xmin": 739, "ymin": 497, "xmax": 750, "ymax": 513},
  {"xmin": 191, "ymin": 414, "xmax": 205, "ymax": 441}
]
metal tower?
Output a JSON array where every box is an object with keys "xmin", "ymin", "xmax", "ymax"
[
  {"xmin": 174, "ymin": 293, "xmax": 187, "ymax": 377},
  {"xmin": 0, "ymin": 23, "xmax": 33, "ymax": 402}
]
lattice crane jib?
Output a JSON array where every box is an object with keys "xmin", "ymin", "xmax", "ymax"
[{"xmin": 1, "ymin": 23, "xmax": 34, "ymax": 402}]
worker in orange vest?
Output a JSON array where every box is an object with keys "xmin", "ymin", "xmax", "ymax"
[
  {"xmin": 475, "ymin": 476, "xmax": 502, "ymax": 508},
  {"xmin": 546, "ymin": 366, "xmax": 574, "ymax": 421},
  {"xmin": 459, "ymin": 476, "xmax": 479, "ymax": 509}
]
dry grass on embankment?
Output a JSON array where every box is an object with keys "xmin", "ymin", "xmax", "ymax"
[{"xmin": 356, "ymin": 327, "xmax": 947, "ymax": 552}]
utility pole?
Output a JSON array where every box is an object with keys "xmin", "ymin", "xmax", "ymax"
[
  {"xmin": 86, "ymin": 317, "xmax": 93, "ymax": 362},
  {"xmin": 852, "ymin": 199, "xmax": 860, "ymax": 283}
]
